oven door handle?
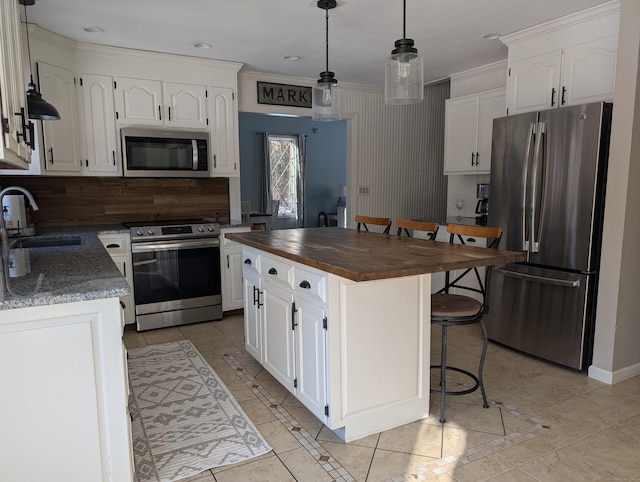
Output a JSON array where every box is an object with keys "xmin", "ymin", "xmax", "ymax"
[{"xmin": 132, "ymin": 238, "xmax": 220, "ymax": 252}]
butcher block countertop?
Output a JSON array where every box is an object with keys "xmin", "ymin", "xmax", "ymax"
[{"xmin": 227, "ymin": 227, "xmax": 527, "ymax": 282}]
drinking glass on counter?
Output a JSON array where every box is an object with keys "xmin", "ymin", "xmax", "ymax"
[{"xmin": 455, "ymin": 199, "xmax": 465, "ymax": 220}]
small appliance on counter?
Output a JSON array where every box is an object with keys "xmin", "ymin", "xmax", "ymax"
[{"xmin": 475, "ymin": 183, "xmax": 489, "ymax": 226}]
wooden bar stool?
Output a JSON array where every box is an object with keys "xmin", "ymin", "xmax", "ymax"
[
  {"xmin": 431, "ymin": 223, "xmax": 502, "ymax": 423},
  {"xmin": 355, "ymin": 215, "xmax": 392, "ymax": 234},
  {"xmin": 396, "ymin": 219, "xmax": 439, "ymax": 240}
]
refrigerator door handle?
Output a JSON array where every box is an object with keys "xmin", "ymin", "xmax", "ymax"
[
  {"xmin": 521, "ymin": 123, "xmax": 536, "ymax": 252},
  {"xmin": 530, "ymin": 121, "xmax": 546, "ymax": 253},
  {"xmin": 494, "ymin": 267, "xmax": 580, "ymax": 288}
]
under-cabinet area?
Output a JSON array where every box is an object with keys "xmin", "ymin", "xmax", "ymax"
[{"xmin": 241, "ymin": 245, "xmax": 432, "ymax": 442}]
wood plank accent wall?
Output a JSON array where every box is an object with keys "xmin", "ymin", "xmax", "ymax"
[{"xmin": 0, "ymin": 176, "xmax": 230, "ymax": 228}]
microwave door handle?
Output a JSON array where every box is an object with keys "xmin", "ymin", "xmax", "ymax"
[{"xmin": 192, "ymin": 139, "xmax": 198, "ymax": 170}]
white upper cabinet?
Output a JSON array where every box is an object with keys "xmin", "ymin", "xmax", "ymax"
[
  {"xmin": 163, "ymin": 82, "xmax": 207, "ymax": 129},
  {"xmin": 561, "ymin": 35, "xmax": 618, "ymax": 106},
  {"xmin": 208, "ymin": 86, "xmax": 238, "ymax": 176},
  {"xmin": 0, "ymin": 0, "xmax": 31, "ymax": 169},
  {"xmin": 80, "ymin": 73, "xmax": 119, "ymax": 174},
  {"xmin": 444, "ymin": 88, "xmax": 505, "ymax": 175},
  {"xmin": 506, "ymin": 50, "xmax": 562, "ymax": 115},
  {"xmin": 37, "ymin": 62, "xmax": 82, "ymax": 173},
  {"xmin": 114, "ymin": 77, "xmax": 162, "ymax": 126},
  {"xmin": 503, "ymin": 2, "xmax": 619, "ymax": 115},
  {"xmin": 115, "ymin": 77, "xmax": 207, "ymax": 129}
]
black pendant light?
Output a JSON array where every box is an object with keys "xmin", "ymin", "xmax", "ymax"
[
  {"xmin": 385, "ymin": 0, "xmax": 424, "ymax": 105},
  {"xmin": 20, "ymin": 0, "xmax": 60, "ymax": 120},
  {"xmin": 312, "ymin": 0, "xmax": 341, "ymax": 121}
]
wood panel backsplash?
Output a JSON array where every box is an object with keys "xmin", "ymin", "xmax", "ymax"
[{"xmin": 0, "ymin": 176, "xmax": 230, "ymax": 228}]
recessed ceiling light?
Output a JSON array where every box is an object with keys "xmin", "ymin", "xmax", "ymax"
[
  {"xmin": 483, "ymin": 33, "xmax": 502, "ymax": 40},
  {"xmin": 283, "ymin": 55, "xmax": 301, "ymax": 61},
  {"xmin": 194, "ymin": 42, "xmax": 212, "ymax": 49},
  {"xmin": 82, "ymin": 26, "xmax": 104, "ymax": 34}
]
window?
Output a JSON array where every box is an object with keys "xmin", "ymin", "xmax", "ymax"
[{"xmin": 267, "ymin": 134, "xmax": 300, "ymax": 218}]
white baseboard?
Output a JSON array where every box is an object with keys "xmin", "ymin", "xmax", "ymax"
[{"xmin": 588, "ymin": 361, "xmax": 640, "ymax": 385}]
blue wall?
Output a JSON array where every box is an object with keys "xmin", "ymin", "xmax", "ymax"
[{"xmin": 238, "ymin": 112, "xmax": 347, "ymax": 228}]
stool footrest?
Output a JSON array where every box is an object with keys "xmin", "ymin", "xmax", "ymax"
[{"xmin": 430, "ymin": 365, "xmax": 480, "ymax": 396}]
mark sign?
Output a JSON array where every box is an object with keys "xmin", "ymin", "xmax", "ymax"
[{"xmin": 257, "ymin": 82, "xmax": 312, "ymax": 108}]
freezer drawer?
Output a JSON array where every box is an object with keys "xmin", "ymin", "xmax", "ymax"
[{"xmin": 485, "ymin": 264, "xmax": 591, "ymax": 369}]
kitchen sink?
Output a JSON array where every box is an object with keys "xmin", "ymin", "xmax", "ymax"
[{"xmin": 10, "ymin": 235, "xmax": 83, "ymax": 249}]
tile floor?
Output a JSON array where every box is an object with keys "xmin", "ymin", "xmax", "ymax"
[{"xmin": 123, "ymin": 315, "xmax": 640, "ymax": 481}]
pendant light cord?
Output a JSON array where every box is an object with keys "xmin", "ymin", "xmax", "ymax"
[
  {"xmin": 402, "ymin": 0, "xmax": 407, "ymax": 39},
  {"xmin": 22, "ymin": 2, "xmax": 35, "ymax": 83},
  {"xmin": 324, "ymin": 6, "xmax": 329, "ymax": 72}
]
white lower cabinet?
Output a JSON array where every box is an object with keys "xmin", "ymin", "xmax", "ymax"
[
  {"xmin": 294, "ymin": 297, "xmax": 327, "ymax": 421},
  {"xmin": 242, "ymin": 248, "xmax": 328, "ymax": 422},
  {"xmin": 98, "ymin": 233, "xmax": 135, "ymax": 325},
  {"xmin": 0, "ymin": 298, "xmax": 133, "ymax": 481},
  {"xmin": 243, "ymin": 269, "xmax": 262, "ymax": 362},
  {"xmin": 220, "ymin": 227, "xmax": 251, "ymax": 311},
  {"xmin": 242, "ymin": 246, "xmax": 430, "ymax": 442},
  {"xmin": 262, "ymin": 280, "xmax": 296, "ymax": 393}
]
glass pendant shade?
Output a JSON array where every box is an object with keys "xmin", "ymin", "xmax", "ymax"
[
  {"xmin": 312, "ymin": 73, "xmax": 341, "ymax": 121},
  {"xmin": 384, "ymin": 0, "xmax": 424, "ymax": 105},
  {"xmin": 312, "ymin": 0, "xmax": 341, "ymax": 122},
  {"xmin": 385, "ymin": 49, "xmax": 424, "ymax": 105}
]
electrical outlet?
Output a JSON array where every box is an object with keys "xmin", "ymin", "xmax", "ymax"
[{"xmin": 358, "ymin": 186, "xmax": 370, "ymax": 196}]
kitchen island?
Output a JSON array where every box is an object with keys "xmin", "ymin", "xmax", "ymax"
[{"xmin": 228, "ymin": 227, "xmax": 526, "ymax": 441}]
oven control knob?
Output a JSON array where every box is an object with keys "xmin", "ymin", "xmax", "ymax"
[
  {"xmin": 148, "ymin": 228, "xmax": 156, "ymax": 235},
  {"xmin": 197, "ymin": 225, "xmax": 205, "ymax": 233},
  {"xmin": 136, "ymin": 229, "xmax": 144, "ymax": 236},
  {"xmin": 207, "ymin": 225, "xmax": 215, "ymax": 232}
]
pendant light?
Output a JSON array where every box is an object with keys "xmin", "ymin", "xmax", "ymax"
[
  {"xmin": 20, "ymin": 0, "xmax": 60, "ymax": 120},
  {"xmin": 385, "ymin": 0, "xmax": 424, "ymax": 105},
  {"xmin": 312, "ymin": 0, "xmax": 341, "ymax": 122}
]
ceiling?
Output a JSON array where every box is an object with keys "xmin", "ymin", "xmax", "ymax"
[{"xmin": 22, "ymin": 0, "xmax": 611, "ymax": 87}]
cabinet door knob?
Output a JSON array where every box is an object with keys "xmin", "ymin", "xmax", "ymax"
[
  {"xmin": 244, "ymin": 258, "xmax": 252, "ymax": 265},
  {"xmin": 268, "ymin": 267, "xmax": 277, "ymax": 275},
  {"xmin": 299, "ymin": 280, "xmax": 311, "ymax": 289},
  {"xmin": 561, "ymin": 86, "xmax": 567, "ymax": 105},
  {"xmin": 551, "ymin": 87, "xmax": 556, "ymax": 106}
]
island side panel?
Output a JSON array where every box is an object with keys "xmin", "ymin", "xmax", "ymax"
[{"xmin": 327, "ymin": 273, "xmax": 431, "ymax": 442}]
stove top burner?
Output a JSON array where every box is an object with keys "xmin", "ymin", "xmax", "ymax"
[{"xmin": 125, "ymin": 219, "xmax": 220, "ymax": 242}]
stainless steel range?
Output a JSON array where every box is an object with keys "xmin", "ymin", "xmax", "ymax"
[{"xmin": 126, "ymin": 219, "xmax": 222, "ymax": 331}]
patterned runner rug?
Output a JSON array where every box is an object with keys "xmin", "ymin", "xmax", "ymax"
[{"xmin": 127, "ymin": 340, "xmax": 272, "ymax": 482}]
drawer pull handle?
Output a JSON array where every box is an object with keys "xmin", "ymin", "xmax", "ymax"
[
  {"xmin": 299, "ymin": 280, "xmax": 311, "ymax": 289},
  {"xmin": 268, "ymin": 267, "xmax": 278, "ymax": 275},
  {"xmin": 244, "ymin": 258, "xmax": 252, "ymax": 265},
  {"xmin": 106, "ymin": 243, "xmax": 121, "ymax": 249}
]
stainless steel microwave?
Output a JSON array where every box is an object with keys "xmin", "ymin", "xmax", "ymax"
[{"xmin": 121, "ymin": 127, "xmax": 209, "ymax": 178}]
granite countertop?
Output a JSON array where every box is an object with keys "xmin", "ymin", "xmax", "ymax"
[
  {"xmin": 0, "ymin": 225, "xmax": 130, "ymax": 311},
  {"xmin": 228, "ymin": 227, "xmax": 526, "ymax": 282}
]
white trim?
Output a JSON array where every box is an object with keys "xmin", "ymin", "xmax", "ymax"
[
  {"xmin": 588, "ymin": 361, "xmax": 640, "ymax": 385},
  {"xmin": 500, "ymin": 0, "xmax": 620, "ymax": 46},
  {"xmin": 75, "ymin": 42, "xmax": 243, "ymax": 73},
  {"xmin": 449, "ymin": 60, "xmax": 508, "ymax": 83}
]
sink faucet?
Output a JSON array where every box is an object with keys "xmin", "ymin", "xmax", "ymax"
[{"xmin": 0, "ymin": 186, "xmax": 41, "ymax": 301}]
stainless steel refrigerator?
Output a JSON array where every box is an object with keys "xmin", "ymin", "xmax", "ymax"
[{"xmin": 485, "ymin": 102, "xmax": 612, "ymax": 370}]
